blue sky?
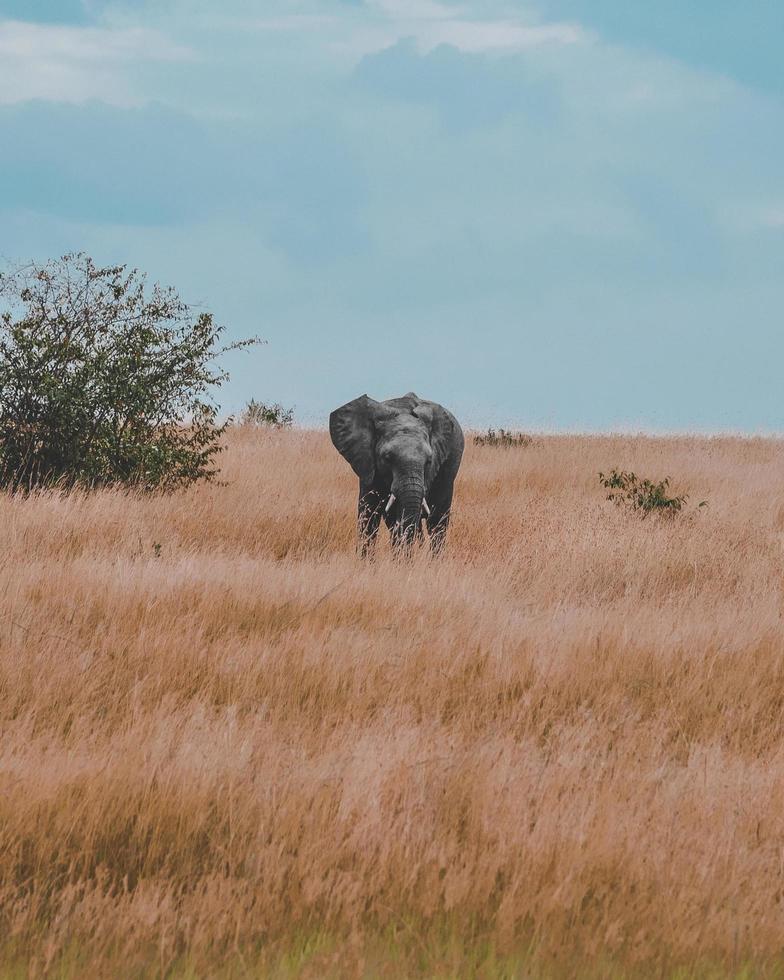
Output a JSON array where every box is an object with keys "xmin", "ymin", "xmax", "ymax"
[{"xmin": 1, "ymin": 1, "xmax": 783, "ymax": 429}]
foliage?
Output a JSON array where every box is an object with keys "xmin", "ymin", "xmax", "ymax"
[
  {"xmin": 0, "ymin": 253, "xmax": 257, "ymax": 491},
  {"xmin": 240, "ymin": 398, "xmax": 294, "ymax": 428},
  {"xmin": 473, "ymin": 427, "xmax": 536, "ymax": 448},
  {"xmin": 599, "ymin": 468, "xmax": 696, "ymax": 516}
]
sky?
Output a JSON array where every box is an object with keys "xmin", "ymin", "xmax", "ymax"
[{"xmin": 1, "ymin": 1, "xmax": 783, "ymax": 430}]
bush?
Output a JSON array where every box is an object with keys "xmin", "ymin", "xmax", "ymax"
[
  {"xmin": 0, "ymin": 253, "xmax": 257, "ymax": 492},
  {"xmin": 473, "ymin": 428, "xmax": 536, "ymax": 448},
  {"xmin": 240, "ymin": 399, "xmax": 294, "ymax": 428},
  {"xmin": 599, "ymin": 469, "xmax": 697, "ymax": 516}
]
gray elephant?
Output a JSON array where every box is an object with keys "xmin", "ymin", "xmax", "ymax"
[{"xmin": 330, "ymin": 392, "xmax": 464, "ymax": 555}]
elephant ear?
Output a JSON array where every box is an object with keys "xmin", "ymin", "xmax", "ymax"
[
  {"xmin": 412, "ymin": 400, "xmax": 458, "ymax": 477},
  {"xmin": 329, "ymin": 394, "xmax": 381, "ymax": 482},
  {"xmin": 385, "ymin": 391, "xmax": 420, "ymax": 412}
]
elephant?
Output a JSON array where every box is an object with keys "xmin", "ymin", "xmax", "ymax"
[{"xmin": 329, "ymin": 392, "xmax": 464, "ymax": 556}]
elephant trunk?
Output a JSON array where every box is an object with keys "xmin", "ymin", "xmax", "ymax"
[{"xmin": 394, "ymin": 477, "xmax": 425, "ymax": 548}]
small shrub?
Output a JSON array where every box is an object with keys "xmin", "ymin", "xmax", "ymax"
[
  {"xmin": 240, "ymin": 399, "xmax": 294, "ymax": 428},
  {"xmin": 0, "ymin": 253, "xmax": 258, "ymax": 492},
  {"xmin": 474, "ymin": 428, "xmax": 535, "ymax": 448},
  {"xmin": 599, "ymin": 469, "xmax": 698, "ymax": 517}
]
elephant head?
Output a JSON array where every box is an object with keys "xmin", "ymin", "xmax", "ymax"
[{"xmin": 330, "ymin": 392, "xmax": 457, "ymax": 548}]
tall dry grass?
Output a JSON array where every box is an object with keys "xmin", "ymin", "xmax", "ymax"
[{"xmin": 2, "ymin": 428, "xmax": 784, "ymax": 977}]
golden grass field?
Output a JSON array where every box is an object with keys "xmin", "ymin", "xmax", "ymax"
[{"xmin": 3, "ymin": 427, "xmax": 784, "ymax": 978}]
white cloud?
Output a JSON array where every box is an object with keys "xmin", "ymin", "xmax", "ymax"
[
  {"xmin": 362, "ymin": 0, "xmax": 588, "ymax": 52},
  {"xmin": 324, "ymin": 4, "xmax": 587, "ymax": 60},
  {"xmin": 370, "ymin": 0, "xmax": 457, "ymax": 19},
  {"xmin": 246, "ymin": 15, "xmax": 338, "ymax": 32},
  {"xmin": 0, "ymin": 20, "xmax": 193, "ymax": 105},
  {"xmin": 765, "ymin": 209, "xmax": 784, "ymax": 229},
  {"xmin": 359, "ymin": 0, "xmax": 589, "ymax": 55},
  {"xmin": 722, "ymin": 202, "xmax": 784, "ymax": 233},
  {"xmin": 412, "ymin": 18, "xmax": 586, "ymax": 52}
]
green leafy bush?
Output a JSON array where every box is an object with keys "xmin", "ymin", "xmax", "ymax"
[
  {"xmin": 473, "ymin": 428, "xmax": 536, "ymax": 448},
  {"xmin": 0, "ymin": 253, "xmax": 257, "ymax": 492},
  {"xmin": 240, "ymin": 399, "xmax": 294, "ymax": 428},
  {"xmin": 599, "ymin": 469, "xmax": 698, "ymax": 516}
]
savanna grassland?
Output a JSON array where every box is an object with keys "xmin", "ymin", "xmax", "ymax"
[{"xmin": 3, "ymin": 428, "xmax": 784, "ymax": 978}]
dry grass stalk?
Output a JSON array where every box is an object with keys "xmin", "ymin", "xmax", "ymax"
[{"xmin": 2, "ymin": 428, "xmax": 784, "ymax": 976}]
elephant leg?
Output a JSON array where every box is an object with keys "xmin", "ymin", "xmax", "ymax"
[
  {"xmin": 426, "ymin": 483, "xmax": 454, "ymax": 554},
  {"xmin": 358, "ymin": 490, "xmax": 384, "ymax": 558}
]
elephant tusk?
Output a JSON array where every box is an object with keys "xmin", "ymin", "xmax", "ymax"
[
  {"xmin": 422, "ymin": 499, "xmax": 431, "ymax": 517},
  {"xmin": 385, "ymin": 494, "xmax": 396, "ymax": 513}
]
